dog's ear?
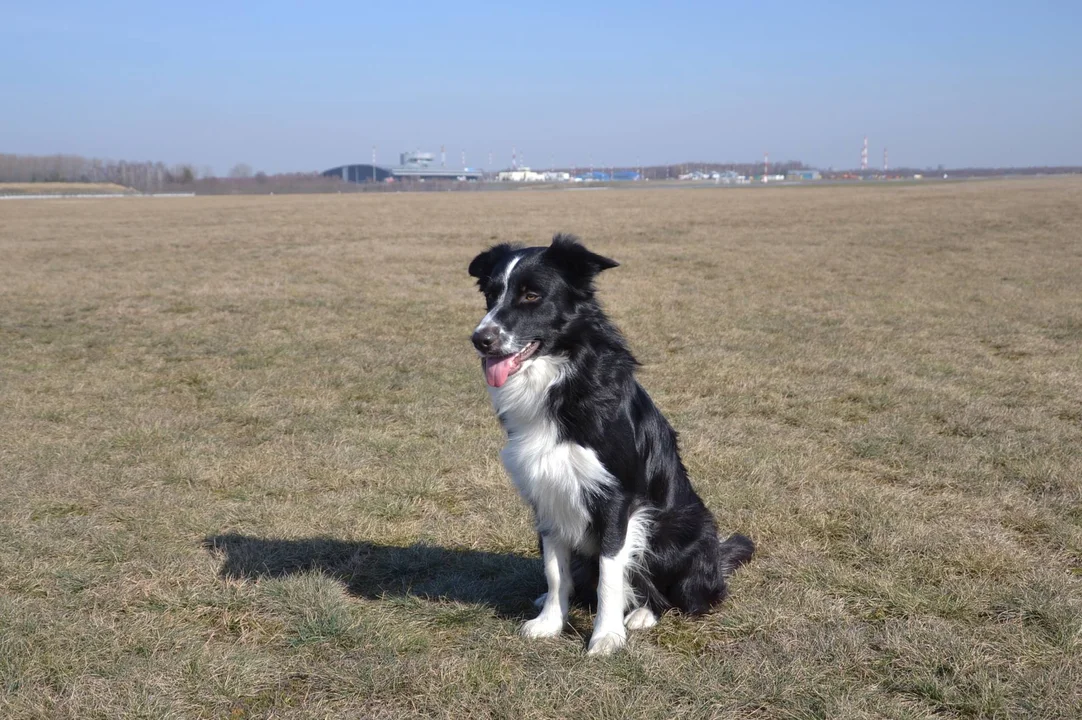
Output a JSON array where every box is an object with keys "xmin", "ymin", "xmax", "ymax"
[
  {"xmin": 545, "ymin": 234, "xmax": 618, "ymax": 290},
  {"xmin": 468, "ymin": 243, "xmax": 517, "ymax": 285}
]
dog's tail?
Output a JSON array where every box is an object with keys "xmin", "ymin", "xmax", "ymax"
[{"xmin": 718, "ymin": 533, "xmax": 755, "ymax": 577}]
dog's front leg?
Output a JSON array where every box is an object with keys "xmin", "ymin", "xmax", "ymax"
[
  {"xmin": 588, "ymin": 504, "xmax": 653, "ymax": 655},
  {"xmin": 587, "ymin": 551, "xmax": 629, "ymax": 655},
  {"xmin": 519, "ymin": 534, "xmax": 571, "ymax": 638},
  {"xmin": 587, "ymin": 507, "xmax": 636, "ymax": 656}
]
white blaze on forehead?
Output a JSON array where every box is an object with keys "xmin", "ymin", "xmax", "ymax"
[
  {"xmin": 474, "ymin": 253, "xmax": 522, "ymax": 335},
  {"xmin": 499, "ymin": 253, "xmax": 523, "ymax": 300}
]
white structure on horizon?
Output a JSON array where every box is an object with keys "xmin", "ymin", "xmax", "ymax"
[{"xmin": 498, "ymin": 167, "xmax": 546, "ymax": 182}]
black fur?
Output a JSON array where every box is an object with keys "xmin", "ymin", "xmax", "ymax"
[{"xmin": 469, "ymin": 233, "xmax": 754, "ymax": 619}]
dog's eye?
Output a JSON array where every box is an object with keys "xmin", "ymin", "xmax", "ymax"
[{"xmin": 522, "ymin": 291, "xmax": 541, "ymax": 303}]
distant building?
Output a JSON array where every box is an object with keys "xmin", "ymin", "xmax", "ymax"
[
  {"xmin": 399, "ymin": 151, "xmax": 434, "ymax": 166},
  {"xmin": 323, "ymin": 150, "xmax": 482, "ymax": 183},
  {"xmin": 498, "ymin": 168, "xmax": 546, "ymax": 182},
  {"xmin": 786, "ymin": 169, "xmax": 822, "ymax": 181},
  {"xmin": 612, "ymin": 170, "xmax": 641, "ymax": 181}
]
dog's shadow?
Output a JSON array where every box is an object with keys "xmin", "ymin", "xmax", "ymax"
[{"xmin": 203, "ymin": 533, "xmax": 544, "ymax": 619}]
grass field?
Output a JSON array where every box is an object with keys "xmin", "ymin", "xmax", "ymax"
[{"xmin": 1, "ymin": 179, "xmax": 1080, "ymax": 719}]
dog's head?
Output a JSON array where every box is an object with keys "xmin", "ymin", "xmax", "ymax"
[{"xmin": 468, "ymin": 234, "xmax": 618, "ymax": 388}]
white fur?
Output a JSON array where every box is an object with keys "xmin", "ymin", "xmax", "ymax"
[
  {"xmin": 489, "ymin": 354, "xmax": 615, "ymax": 552},
  {"xmin": 587, "ymin": 509, "xmax": 653, "ymax": 655},
  {"xmin": 624, "ymin": 607, "xmax": 657, "ymax": 630},
  {"xmin": 519, "ymin": 535, "xmax": 571, "ymax": 638}
]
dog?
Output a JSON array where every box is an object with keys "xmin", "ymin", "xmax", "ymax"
[{"xmin": 469, "ymin": 233, "xmax": 755, "ymax": 655}]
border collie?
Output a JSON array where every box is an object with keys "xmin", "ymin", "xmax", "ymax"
[{"xmin": 469, "ymin": 233, "xmax": 754, "ymax": 655}]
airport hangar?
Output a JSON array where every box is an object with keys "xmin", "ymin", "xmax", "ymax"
[{"xmin": 323, "ymin": 151, "xmax": 483, "ymax": 183}]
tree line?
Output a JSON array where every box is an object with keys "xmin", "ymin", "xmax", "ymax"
[
  {"xmin": 0, "ymin": 153, "xmax": 218, "ymax": 192},
  {"xmin": 0, "ymin": 153, "xmax": 271, "ymax": 192}
]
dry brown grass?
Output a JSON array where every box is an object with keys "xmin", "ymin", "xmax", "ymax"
[
  {"xmin": 1, "ymin": 178, "xmax": 1080, "ymax": 719},
  {"xmin": 0, "ymin": 182, "xmax": 134, "ymax": 196}
]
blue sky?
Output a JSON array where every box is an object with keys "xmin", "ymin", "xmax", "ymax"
[{"xmin": 2, "ymin": 1, "xmax": 1079, "ymax": 173}]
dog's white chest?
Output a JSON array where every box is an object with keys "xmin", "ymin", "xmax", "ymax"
[
  {"xmin": 501, "ymin": 425, "xmax": 611, "ymax": 549},
  {"xmin": 488, "ymin": 357, "xmax": 614, "ymax": 550}
]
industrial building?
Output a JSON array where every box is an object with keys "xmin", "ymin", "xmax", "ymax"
[
  {"xmin": 787, "ymin": 169, "xmax": 822, "ymax": 181},
  {"xmin": 323, "ymin": 150, "xmax": 482, "ymax": 183},
  {"xmin": 497, "ymin": 168, "xmax": 546, "ymax": 182}
]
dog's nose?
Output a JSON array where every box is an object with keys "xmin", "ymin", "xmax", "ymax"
[{"xmin": 472, "ymin": 326, "xmax": 499, "ymax": 353}]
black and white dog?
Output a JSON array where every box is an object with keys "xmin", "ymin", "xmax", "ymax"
[{"xmin": 468, "ymin": 233, "xmax": 754, "ymax": 655}]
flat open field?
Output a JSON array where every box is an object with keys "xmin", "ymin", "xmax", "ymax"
[{"xmin": 2, "ymin": 179, "xmax": 1080, "ymax": 719}]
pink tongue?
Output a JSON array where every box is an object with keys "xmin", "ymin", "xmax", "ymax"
[{"xmin": 484, "ymin": 355, "xmax": 517, "ymax": 388}]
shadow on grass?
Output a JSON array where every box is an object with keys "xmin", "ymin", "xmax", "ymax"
[{"xmin": 203, "ymin": 533, "xmax": 544, "ymax": 619}]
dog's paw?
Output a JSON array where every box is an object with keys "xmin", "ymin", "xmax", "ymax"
[
  {"xmin": 532, "ymin": 592, "xmax": 548, "ymax": 609},
  {"xmin": 623, "ymin": 607, "xmax": 658, "ymax": 631},
  {"xmin": 519, "ymin": 615, "xmax": 564, "ymax": 639},
  {"xmin": 586, "ymin": 630, "xmax": 627, "ymax": 656}
]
